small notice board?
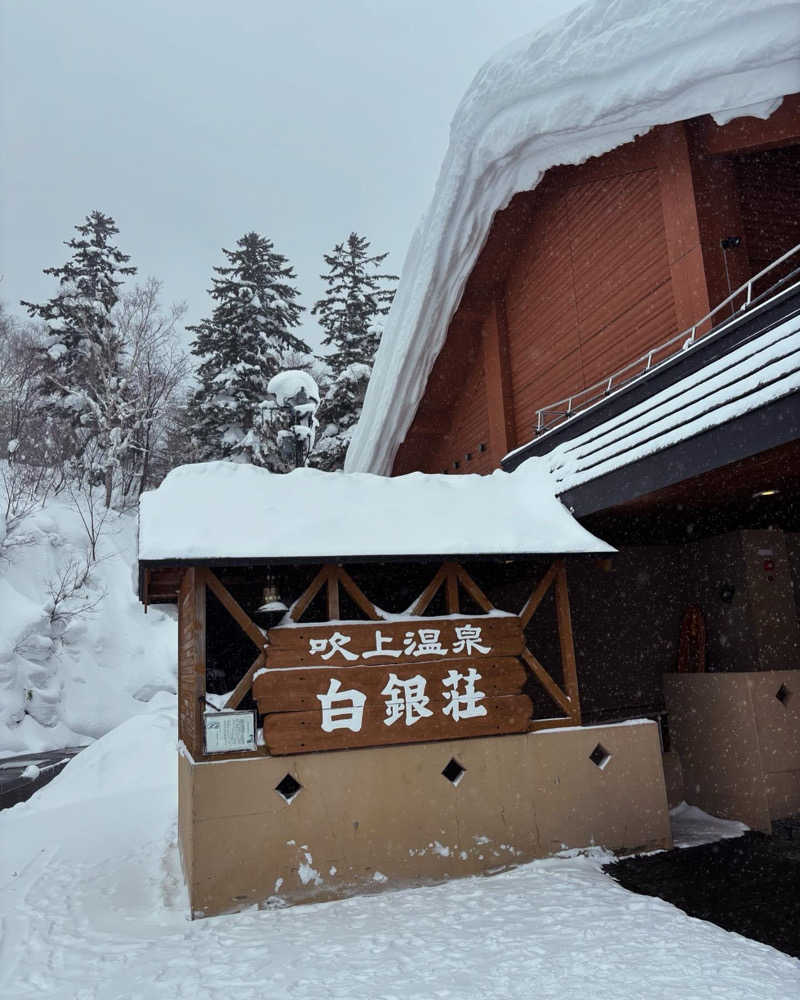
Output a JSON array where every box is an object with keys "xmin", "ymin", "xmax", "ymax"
[{"xmin": 204, "ymin": 709, "xmax": 257, "ymax": 754}]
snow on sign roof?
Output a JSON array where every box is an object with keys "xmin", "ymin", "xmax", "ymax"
[
  {"xmin": 137, "ymin": 460, "xmax": 611, "ymax": 562},
  {"xmin": 345, "ymin": 0, "xmax": 800, "ymax": 476}
]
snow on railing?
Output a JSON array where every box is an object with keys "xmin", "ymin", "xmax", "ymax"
[{"xmin": 534, "ymin": 242, "xmax": 800, "ymax": 436}]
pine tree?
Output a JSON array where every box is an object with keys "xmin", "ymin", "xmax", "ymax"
[
  {"xmin": 187, "ymin": 232, "xmax": 308, "ymax": 469},
  {"xmin": 312, "ymin": 233, "xmax": 397, "ymax": 377},
  {"xmin": 21, "ymin": 211, "xmax": 137, "ymax": 504},
  {"xmin": 310, "ymin": 234, "xmax": 396, "ymax": 470}
]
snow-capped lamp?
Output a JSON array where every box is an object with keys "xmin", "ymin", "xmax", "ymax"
[{"xmin": 255, "ymin": 573, "xmax": 288, "ymax": 628}]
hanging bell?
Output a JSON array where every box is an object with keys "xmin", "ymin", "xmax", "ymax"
[{"xmin": 255, "ymin": 572, "xmax": 288, "ymax": 626}]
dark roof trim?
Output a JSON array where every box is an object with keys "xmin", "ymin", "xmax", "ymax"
[
  {"xmin": 503, "ymin": 280, "xmax": 800, "ymax": 472},
  {"xmin": 139, "ymin": 549, "xmax": 606, "ymax": 570},
  {"xmin": 137, "ymin": 549, "xmax": 610, "ymax": 602},
  {"xmin": 560, "ymin": 392, "xmax": 800, "ymax": 517}
]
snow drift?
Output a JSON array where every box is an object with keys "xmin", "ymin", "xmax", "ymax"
[
  {"xmin": 345, "ymin": 0, "xmax": 800, "ymax": 475},
  {"xmin": 0, "ymin": 497, "xmax": 177, "ymax": 755}
]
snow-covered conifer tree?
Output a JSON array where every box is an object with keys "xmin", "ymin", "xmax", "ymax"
[
  {"xmin": 21, "ymin": 211, "xmax": 137, "ymax": 504},
  {"xmin": 310, "ymin": 234, "xmax": 396, "ymax": 470},
  {"xmin": 187, "ymin": 232, "xmax": 308, "ymax": 469},
  {"xmin": 312, "ymin": 233, "xmax": 396, "ymax": 377}
]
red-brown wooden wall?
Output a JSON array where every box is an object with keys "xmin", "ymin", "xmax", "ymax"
[{"xmin": 392, "ymin": 97, "xmax": 800, "ymax": 478}]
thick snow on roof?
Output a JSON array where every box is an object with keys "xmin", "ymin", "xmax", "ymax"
[
  {"xmin": 138, "ymin": 460, "xmax": 611, "ymax": 561},
  {"xmin": 345, "ymin": 0, "xmax": 800, "ymax": 475},
  {"xmin": 546, "ymin": 308, "xmax": 800, "ymax": 492}
]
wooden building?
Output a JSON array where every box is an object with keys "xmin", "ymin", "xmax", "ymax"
[
  {"xmin": 138, "ymin": 464, "xmax": 672, "ymax": 917},
  {"xmin": 138, "ymin": 6, "xmax": 800, "ymax": 917},
  {"xmin": 391, "ymin": 98, "xmax": 800, "ymax": 478},
  {"xmin": 347, "ymin": 95, "xmax": 800, "ymax": 834}
]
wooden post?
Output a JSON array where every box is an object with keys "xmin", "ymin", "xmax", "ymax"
[
  {"xmin": 337, "ymin": 567, "xmax": 382, "ymax": 621},
  {"xmin": 519, "ymin": 561, "xmax": 559, "ymax": 628},
  {"xmin": 409, "ymin": 564, "xmax": 448, "ymax": 616},
  {"xmin": 203, "ymin": 568, "xmax": 266, "ymax": 652},
  {"xmin": 656, "ymin": 123, "xmax": 711, "ymax": 335},
  {"xmin": 327, "ymin": 565, "xmax": 340, "ymax": 620},
  {"xmin": 178, "ymin": 567, "xmax": 206, "ymax": 757},
  {"xmin": 554, "ymin": 561, "xmax": 581, "ymax": 725},
  {"xmin": 224, "ymin": 651, "xmax": 265, "ymax": 710},
  {"xmin": 445, "ymin": 563, "xmax": 460, "ymax": 614},
  {"xmin": 455, "ymin": 564, "xmax": 494, "ymax": 612},
  {"xmin": 482, "ymin": 293, "xmax": 516, "ymax": 465},
  {"xmin": 289, "ymin": 566, "xmax": 329, "ymax": 622}
]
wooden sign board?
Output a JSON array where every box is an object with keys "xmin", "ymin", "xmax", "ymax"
[
  {"xmin": 254, "ymin": 657, "xmax": 526, "ymax": 712},
  {"xmin": 263, "ymin": 694, "xmax": 533, "ymax": 755},
  {"xmin": 265, "ymin": 615, "xmax": 524, "ymax": 669},
  {"xmin": 256, "ymin": 650, "xmax": 531, "ymax": 756}
]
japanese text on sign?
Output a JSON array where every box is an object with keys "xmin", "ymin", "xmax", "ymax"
[
  {"xmin": 316, "ymin": 668, "xmax": 487, "ymax": 733},
  {"xmin": 308, "ymin": 624, "xmax": 492, "ymax": 664}
]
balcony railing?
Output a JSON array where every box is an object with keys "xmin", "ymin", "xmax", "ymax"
[{"xmin": 534, "ymin": 242, "xmax": 800, "ymax": 436}]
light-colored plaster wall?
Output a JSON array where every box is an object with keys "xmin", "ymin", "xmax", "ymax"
[
  {"xmin": 661, "ymin": 751, "xmax": 684, "ymax": 809},
  {"xmin": 179, "ymin": 721, "xmax": 670, "ymax": 919},
  {"xmin": 664, "ymin": 669, "xmax": 800, "ymax": 831},
  {"xmin": 178, "ymin": 746, "xmax": 194, "ymax": 890}
]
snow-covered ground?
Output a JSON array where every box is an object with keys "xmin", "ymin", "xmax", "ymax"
[
  {"xmin": 1, "ymin": 701, "xmax": 797, "ymax": 1000},
  {"xmin": 0, "ymin": 495, "xmax": 177, "ymax": 755}
]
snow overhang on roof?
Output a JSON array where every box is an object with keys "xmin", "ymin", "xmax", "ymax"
[
  {"xmin": 345, "ymin": 0, "xmax": 800, "ymax": 476},
  {"xmin": 137, "ymin": 460, "xmax": 612, "ymax": 563}
]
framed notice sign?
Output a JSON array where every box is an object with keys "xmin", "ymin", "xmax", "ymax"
[{"xmin": 204, "ymin": 709, "xmax": 257, "ymax": 754}]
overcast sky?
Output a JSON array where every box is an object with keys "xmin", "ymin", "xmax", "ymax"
[{"xmin": 1, "ymin": 0, "xmax": 578, "ymax": 351}]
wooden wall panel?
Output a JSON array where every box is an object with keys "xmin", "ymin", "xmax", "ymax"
[
  {"xmin": 569, "ymin": 171, "xmax": 670, "ymax": 340},
  {"xmin": 657, "ymin": 123, "xmax": 711, "ymax": 333},
  {"xmin": 422, "ymin": 349, "xmax": 492, "ymax": 475},
  {"xmin": 504, "ymin": 165, "xmax": 676, "ymax": 442},
  {"xmin": 734, "ymin": 146, "xmax": 800, "ymax": 292},
  {"xmin": 505, "ymin": 183, "xmax": 583, "ymax": 440}
]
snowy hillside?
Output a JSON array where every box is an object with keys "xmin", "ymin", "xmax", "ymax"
[
  {"xmin": 0, "ymin": 489, "xmax": 177, "ymax": 755},
  {"xmin": 1, "ymin": 702, "xmax": 798, "ymax": 998}
]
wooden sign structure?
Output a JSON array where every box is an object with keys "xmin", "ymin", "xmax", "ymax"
[
  {"xmin": 255, "ymin": 617, "xmax": 531, "ymax": 754},
  {"xmin": 175, "ymin": 559, "xmax": 582, "ymax": 760}
]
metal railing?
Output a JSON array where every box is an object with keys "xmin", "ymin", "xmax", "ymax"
[{"xmin": 534, "ymin": 242, "xmax": 800, "ymax": 435}]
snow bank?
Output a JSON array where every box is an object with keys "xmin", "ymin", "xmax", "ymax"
[
  {"xmin": 345, "ymin": 0, "xmax": 800, "ymax": 475},
  {"xmin": 2, "ymin": 707, "xmax": 798, "ymax": 997},
  {"xmin": 670, "ymin": 801, "xmax": 750, "ymax": 848},
  {"xmin": 0, "ymin": 497, "xmax": 177, "ymax": 755},
  {"xmin": 138, "ymin": 459, "xmax": 612, "ymax": 561}
]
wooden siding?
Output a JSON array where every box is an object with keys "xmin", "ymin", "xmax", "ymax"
[
  {"xmin": 735, "ymin": 146, "xmax": 800, "ymax": 291},
  {"xmin": 506, "ymin": 167, "xmax": 676, "ymax": 441},
  {"xmin": 422, "ymin": 342, "xmax": 492, "ymax": 475}
]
